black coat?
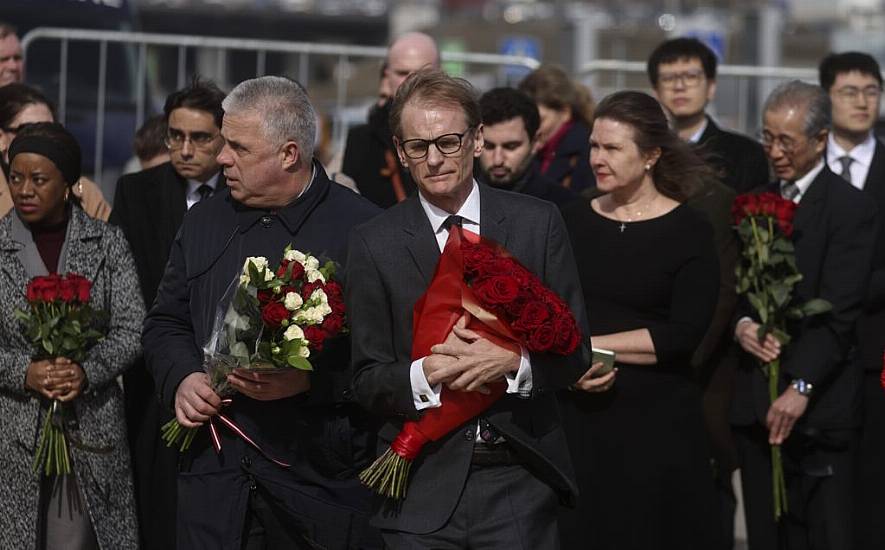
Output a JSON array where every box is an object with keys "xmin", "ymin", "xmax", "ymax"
[
  {"xmin": 142, "ymin": 163, "xmax": 383, "ymax": 549},
  {"xmin": 342, "ymin": 103, "xmax": 416, "ymax": 208},
  {"xmin": 541, "ymin": 120, "xmax": 596, "ymax": 192},
  {"xmin": 856, "ymin": 139, "xmax": 885, "ymax": 372},
  {"xmin": 110, "ymin": 161, "xmax": 226, "ymax": 550},
  {"xmin": 475, "ymin": 161, "xmax": 578, "ymax": 207},
  {"xmin": 697, "ymin": 117, "xmax": 770, "ymax": 194},
  {"xmin": 347, "ymin": 183, "xmax": 589, "ymax": 534},
  {"xmin": 730, "ymin": 167, "xmax": 878, "ymax": 430}
]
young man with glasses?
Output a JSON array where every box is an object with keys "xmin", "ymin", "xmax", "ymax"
[
  {"xmin": 732, "ymin": 80, "xmax": 877, "ymax": 550},
  {"xmin": 648, "ymin": 37, "xmax": 769, "ymax": 193},
  {"xmin": 110, "ymin": 77, "xmax": 227, "ymax": 550},
  {"xmin": 348, "ymin": 68, "xmax": 590, "ymax": 549},
  {"xmin": 821, "ymin": 51, "xmax": 885, "ymax": 550}
]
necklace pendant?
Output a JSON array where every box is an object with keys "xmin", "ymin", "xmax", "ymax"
[{"xmin": 619, "ymin": 222, "xmax": 626, "ymax": 233}]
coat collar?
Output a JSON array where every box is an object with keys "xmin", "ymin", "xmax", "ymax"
[{"xmin": 233, "ymin": 160, "xmax": 329, "ymax": 235}]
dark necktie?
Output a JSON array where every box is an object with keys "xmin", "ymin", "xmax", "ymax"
[
  {"xmin": 781, "ymin": 181, "xmax": 800, "ymax": 202},
  {"xmin": 838, "ymin": 155, "xmax": 854, "ymax": 185},
  {"xmin": 197, "ymin": 184, "xmax": 213, "ymax": 203},
  {"xmin": 442, "ymin": 214, "xmax": 463, "ymax": 231}
]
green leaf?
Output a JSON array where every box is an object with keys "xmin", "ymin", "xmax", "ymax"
[
  {"xmin": 286, "ymin": 355, "xmax": 314, "ymax": 371},
  {"xmin": 800, "ymin": 298, "xmax": 832, "ymax": 317},
  {"xmin": 748, "ymin": 293, "xmax": 768, "ymax": 323},
  {"xmin": 770, "ymin": 284, "xmax": 790, "ymax": 308},
  {"xmin": 42, "ymin": 339, "xmax": 54, "ymax": 355},
  {"xmin": 771, "ymin": 327, "xmax": 791, "ymax": 346}
]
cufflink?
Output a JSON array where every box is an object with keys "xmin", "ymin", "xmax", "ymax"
[{"xmin": 419, "ymin": 394, "xmax": 429, "ymax": 403}]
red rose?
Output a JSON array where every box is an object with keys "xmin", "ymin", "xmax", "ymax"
[
  {"xmin": 552, "ymin": 316, "xmax": 581, "ymax": 355},
  {"xmin": 304, "ymin": 325, "xmax": 327, "ymax": 351},
  {"xmin": 462, "ymin": 243, "xmax": 496, "ymax": 275},
  {"xmin": 40, "ymin": 274, "xmax": 61, "ymax": 302},
  {"xmin": 527, "ymin": 324, "xmax": 557, "ymax": 352},
  {"xmin": 301, "ymin": 281, "xmax": 324, "ymax": 301},
  {"xmin": 261, "ymin": 302, "xmax": 289, "ymax": 330},
  {"xmin": 257, "ymin": 289, "xmax": 275, "ymax": 304},
  {"xmin": 276, "ymin": 259, "xmax": 291, "ymax": 279},
  {"xmin": 289, "ymin": 261, "xmax": 306, "ymax": 282},
  {"xmin": 58, "ymin": 278, "xmax": 76, "ymax": 302},
  {"xmin": 774, "ymin": 199, "xmax": 797, "ymax": 225},
  {"xmin": 472, "ymin": 275, "xmax": 520, "ymax": 305},
  {"xmin": 481, "ymin": 257, "xmax": 517, "ymax": 277},
  {"xmin": 321, "ymin": 312, "xmax": 345, "ymax": 335},
  {"xmin": 514, "ymin": 301, "xmax": 551, "ymax": 331},
  {"xmin": 73, "ymin": 277, "xmax": 91, "ymax": 303}
]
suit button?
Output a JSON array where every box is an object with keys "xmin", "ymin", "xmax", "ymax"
[
  {"xmin": 341, "ymin": 388, "xmax": 353, "ymax": 401},
  {"xmin": 260, "ymin": 215, "xmax": 272, "ymax": 227},
  {"xmin": 241, "ymin": 456, "xmax": 252, "ymax": 468},
  {"xmin": 464, "ymin": 429, "xmax": 474, "ymax": 441}
]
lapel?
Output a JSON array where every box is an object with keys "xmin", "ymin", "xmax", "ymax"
[
  {"xmin": 697, "ymin": 116, "xmax": 719, "ymax": 145},
  {"xmin": 792, "ymin": 167, "xmax": 828, "ymax": 235},
  {"xmin": 863, "ymin": 139, "xmax": 885, "ymax": 206},
  {"xmin": 62, "ymin": 207, "xmax": 105, "ymax": 282},
  {"xmin": 402, "ymin": 196, "xmax": 439, "ymax": 286},
  {"xmin": 0, "ymin": 213, "xmax": 30, "ymax": 290},
  {"xmin": 478, "ymin": 184, "xmax": 509, "ymax": 250},
  {"xmin": 166, "ymin": 164, "xmax": 188, "ymax": 231}
]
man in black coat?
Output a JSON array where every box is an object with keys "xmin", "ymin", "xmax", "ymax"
[
  {"xmin": 649, "ymin": 37, "xmax": 770, "ymax": 194},
  {"xmin": 110, "ymin": 78, "xmax": 227, "ymax": 550},
  {"xmin": 142, "ymin": 76, "xmax": 381, "ymax": 549},
  {"xmin": 476, "ymin": 87, "xmax": 576, "ymax": 206},
  {"xmin": 819, "ymin": 51, "xmax": 885, "ymax": 549},
  {"xmin": 341, "ymin": 32, "xmax": 438, "ymax": 208},
  {"xmin": 731, "ymin": 81, "xmax": 877, "ymax": 549},
  {"xmin": 348, "ymin": 69, "xmax": 594, "ymax": 548}
]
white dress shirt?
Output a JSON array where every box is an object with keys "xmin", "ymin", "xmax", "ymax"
[
  {"xmin": 409, "ymin": 180, "xmax": 533, "ymax": 411},
  {"xmin": 826, "ymin": 132, "xmax": 876, "ymax": 190},
  {"xmin": 184, "ymin": 172, "xmax": 221, "ymax": 210},
  {"xmin": 687, "ymin": 117, "xmax": 709, "ymax": 144}
]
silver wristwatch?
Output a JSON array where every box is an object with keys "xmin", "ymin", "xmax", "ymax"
[{"xmin": 790, "ymin": 378, "xmax": 814, "ymax": 397}]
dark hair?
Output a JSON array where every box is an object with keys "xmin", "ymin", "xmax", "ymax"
[
  {"xmin": 10, "ymin": 122, "xmax": 82, "ymax": 188},
  {"xmin": 389, "ymin": 68, "xmax": 481, "ymax": 139},
  {"xmin": 163, "ymin": 76, "xmax": 226, "ymax": 129},
  {"xmin": 518, "ymin": 65, "xmax": 594, "ymax": 125},
  {"xmin": 647, "ymin": 37, "xmax": 718, "ymax": 87},
  {"xmin": 593, "ymin": 91, "xmax": 711, "ymax": 201},
  {"xmin": 133, "ymin": 114, "xmax": 168, "ymax": 161},
  {"xmin": 0, "ymin": 83, "xmax": 56, "ymax": 129},
  {"xmin": 479, "ymin": 87, "xmax": 541, "ymax": 140},
  {"xmin": 819, "ymin": 51, "xmax": 883, "ymax": 91}
]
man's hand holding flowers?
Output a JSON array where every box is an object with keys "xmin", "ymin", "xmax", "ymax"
[
  {"xmin": 426, "ymin": 313, "xmax": 520, "ymax": 394},
  {"xmin": 175, "ymin": 372, "xmax": 222, "ymax": 429}
]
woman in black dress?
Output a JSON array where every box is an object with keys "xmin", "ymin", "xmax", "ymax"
[{"xmin": 559, "ymin": 91, "xmax": 720, "ymax": 549}]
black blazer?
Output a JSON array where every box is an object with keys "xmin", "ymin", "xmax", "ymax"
[
  {"xmin": 730, "ymin": 166, "xmax": 878, "ymax": 430},
  {"xmin": 856, "ymin": 139, "xmax": 885, "ymax": 372},
  {"xmin": 347, "ymin": 184, "xmax": 589, "ymax": 533},
  {"xmin": 697, "ymin": 117, "xmax": 770, "ymax": 195},
  {"xmin": 110, "ymin": 161, "xmax": 226, "ymax": 307}
]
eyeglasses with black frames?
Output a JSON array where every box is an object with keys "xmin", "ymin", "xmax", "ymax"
[{"xmin": 399, "ymin": 127, "xmax": 476, "ymax": 159}]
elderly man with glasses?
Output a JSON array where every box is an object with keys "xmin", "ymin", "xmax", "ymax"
[
  {"xmin": 110, "ymin": 77, "xmax": 228, "ymax": 550},
  {"xmin": 731, "ymin": 80, "xmax": 878, "ymax": 550}
]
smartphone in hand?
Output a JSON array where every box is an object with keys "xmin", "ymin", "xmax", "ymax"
[{"xmin": 591, "ymin": 347, "xmax": 616, "ymax": 376}]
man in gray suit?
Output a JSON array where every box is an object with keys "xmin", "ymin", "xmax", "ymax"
[{"xmin": 347, "ymin": 69, "xmax": 596, "ymax": 548}]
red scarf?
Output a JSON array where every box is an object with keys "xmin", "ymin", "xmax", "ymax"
[{"xmin": 539, "ymin": 119, "xmax": 574, "ymax": 174}]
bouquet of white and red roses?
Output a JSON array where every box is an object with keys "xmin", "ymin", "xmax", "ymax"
[
  {"xmin": 359, "ymin": 226, "xmax": 582, "ymax": 500},
  {"xmin": 161, "ymin": 245, "xmax": 347, "ymax": 454},
  {"xmin": 15, "ymin": 272, "xmax": 107, "ymax": 476}
]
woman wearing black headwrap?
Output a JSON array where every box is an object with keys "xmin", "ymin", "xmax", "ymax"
[{"xmin": 0, "ymin": 122, "xmax": 142, "ymax": 549}]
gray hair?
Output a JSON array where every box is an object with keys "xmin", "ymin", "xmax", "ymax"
[
  {"xmin": 222, "ymin": 76, "xmax": 316, "ymax": 161},
  {"xmin": 762, "ymin": 80, "xmax": 831, "ymax": 137}
]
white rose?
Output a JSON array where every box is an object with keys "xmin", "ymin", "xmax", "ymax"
[
  {"xmin": 318, "ymin": 302, "xmax": 332, "ymax": 316},
  {"xmin": 295, "ymin": 306, "xmax": 323, "ymax": 325},
  {"xmin": 307, "ymin": 269, "xmax": 325, "ymax": 283},
  {"xmin": 309, "ymin": 288, "xmax": 328, "ymax": 305},
  {"xmin": 283, "ymin": 324, "xmax": 304, "ymax": 341},
  {"xmin": 305, "ymin": 256, "xmax": 320, "ymax": 270},
  {"xmin": 284, "ymin": 249, "xmax": 307, "ymax": 263},
  {"xmin": 283, "ymin": 292, "xmax": 303, "ymax": 311},
  {"xmin": 240, "ymin": 256, "xmax": 269, "ymax": 284},
  {"xmin": 298, "ymin": 346, "xmax": 311, "ymax": 358}
]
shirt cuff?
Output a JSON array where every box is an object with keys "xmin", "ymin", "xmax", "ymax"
[
  {"xmin": 505, "ymin": 346, "xmax": 533, "ymax": 398},
  {"xmin": 410, "ymin": 357, "xmax": 442, "ymax": 410},
  {"xmin": 734, "ymin": 316, "xmax": 754, "ymax": 341}
]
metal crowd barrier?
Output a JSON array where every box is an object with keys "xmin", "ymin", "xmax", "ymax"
[{"xmin": 21, "ymin": 27, "xmax": 541, "ymax": 186}]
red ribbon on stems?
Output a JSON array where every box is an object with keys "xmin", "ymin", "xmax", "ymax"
[
  {"xmin": 207, "ymin": 398, "xmax": 291, "ymax": 469},
  {"xmin": 359, "ymin": 226, "xmax": 580, "ymax": 499}
]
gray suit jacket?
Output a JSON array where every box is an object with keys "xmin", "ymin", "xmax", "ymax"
[{"xmin": 347, "ymin": 182, "xmax": 589, "ymax": 533}]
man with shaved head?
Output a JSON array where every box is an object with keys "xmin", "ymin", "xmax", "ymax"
[{"xmin": 341, "ymin": 32, "xmax": 440, "ymax": 208}]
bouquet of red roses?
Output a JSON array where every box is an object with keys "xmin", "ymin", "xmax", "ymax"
[
  {"xmin": 161, "ymin": 245, "xmax": 347, "ymax": 456},
  {"xmin": 14, "ymin": 272, "xmax": 107, "ymax": 476},
  {"xmin": 733, "ymin": 192, "xmax": 832, "ymax": 520},
  {"xmin": 359, "ymin": 226, "xmax": 581, "ymax": 499}
]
